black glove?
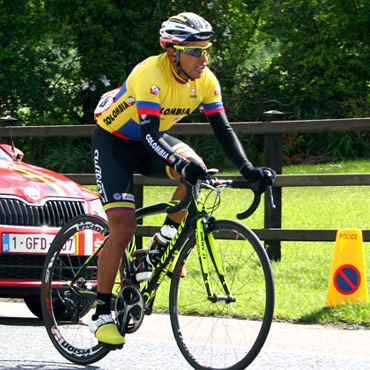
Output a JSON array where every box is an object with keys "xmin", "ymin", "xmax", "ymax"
[
  {"xmin": 241, "ymin": 165, "xmax": 276, "ymax": 186},
  {"xmin": 175, "ymin": 159, "xmax": 207, "ymax": 185}
]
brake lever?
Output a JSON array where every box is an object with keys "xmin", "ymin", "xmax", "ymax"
[{"xmin": 268, "ymin": 186, "xmax": 276, "ymax": 209}]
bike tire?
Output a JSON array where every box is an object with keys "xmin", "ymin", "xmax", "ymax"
[
  {"xmin": 41, "ymin": 214, "xmax": 111, "ymax": 365},
  {"xmin": 169, "ymin": 219, "xmax": 274, "ymax": 370}
]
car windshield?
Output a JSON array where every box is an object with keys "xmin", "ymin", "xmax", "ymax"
[{"xmin": 0, "ymin": 147, "xmax": 13, "ymax": 161}]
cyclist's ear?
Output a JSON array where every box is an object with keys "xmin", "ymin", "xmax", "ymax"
[{"xmin": 166, "ymin": 47, "xmax": 176, "ymax": 62}]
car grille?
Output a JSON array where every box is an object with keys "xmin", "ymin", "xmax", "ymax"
[
  {"xmin": 0, "ymin": 254, "xmax": 95, "ymax": 281},
  {"xmin": 0, "ymin": 254, "xmax": 46, "ymax": 280},
  {"xmin": 0, "ymin": 198, "xmax": 86, "ymax": 227}
]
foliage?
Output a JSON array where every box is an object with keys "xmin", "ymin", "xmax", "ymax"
[
  {"xmin": 0, "ymin": 0, "xmax": 369, "ymax": 171},
  {"xmin": 177, "ymin": 133, "xmax": 264, "ymax": 169},
  {"xmin": 254, "ymin": 0, "xmax": 370, "ymax": 119},
  {"xmin": 43, "ymin": 0, "xmax": 168, "ymax": 123},
  {"xmin": 0, "ymin": 0, "xmax": 81, "ymax": 123}
]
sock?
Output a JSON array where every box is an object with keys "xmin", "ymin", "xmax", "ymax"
[{"xmin": 92, "ymin": 292, "xmax": 112, "ymax": 320}]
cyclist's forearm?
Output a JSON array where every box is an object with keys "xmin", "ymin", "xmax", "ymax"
[
  {"xmin": 140, "ymin": 114, "xmax": 183, "ymax": 167},
  {"xmin": 208, "ymin": 111, "xmax": 253, "ymax": 171}
]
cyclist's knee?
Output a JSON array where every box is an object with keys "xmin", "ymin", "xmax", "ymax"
[
  {"xmin": 107, "ymin": 210, "xmax": 137, "ymax": 248},
  {"xmin": 109, "ymin": 230, "xmax": 135, "ymax": 250}
]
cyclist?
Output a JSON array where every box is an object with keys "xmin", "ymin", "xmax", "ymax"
[{"xmin": 90, "ymin": 12, "xmax": 276, "ymax": 346}]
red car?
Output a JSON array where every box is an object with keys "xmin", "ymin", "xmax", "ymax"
[{"xmin": 0, "ymin": 143, "xmax": 104, "ymax": 318}]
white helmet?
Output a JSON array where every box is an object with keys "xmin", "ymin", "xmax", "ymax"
[{"xmin": 159, "ymin": 12, "xmax": 214, "ymax": 48}]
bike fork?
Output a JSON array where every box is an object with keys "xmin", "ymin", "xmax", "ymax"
[{"xmin": 195, "ymin": 218, "xmax": 235, "ymax": 303}]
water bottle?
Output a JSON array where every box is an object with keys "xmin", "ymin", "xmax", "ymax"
[
  {"xmin": 133, "ymin": 249, "xmax": 152, "ymax": 283},
  {"xmin": 148, "ymin": 225, "xmax": 177, "ymax": 266}
]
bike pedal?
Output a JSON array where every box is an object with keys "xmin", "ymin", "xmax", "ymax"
[{"xmin": 100, "ymin": 342, "xmax": 125, "ymax": 351}]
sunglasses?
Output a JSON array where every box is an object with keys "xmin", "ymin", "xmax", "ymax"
[{"xmin": 173, "ymin": 43, "xmax": 212, "ymax": 57}]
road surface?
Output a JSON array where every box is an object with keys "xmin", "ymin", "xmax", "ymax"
[{"xmin": 0, "ymin": 300, "xmax": 369, "ymax": 369}]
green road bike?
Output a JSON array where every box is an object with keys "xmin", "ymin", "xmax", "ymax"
[{"xmin": 41, "ymin": 170, "xmax": 275, "ymax": 369}]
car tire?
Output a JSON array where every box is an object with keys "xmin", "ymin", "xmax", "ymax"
[
  {"xmin": 24, "ymin": 296, "xmax": 42, "ymax": 319},
  {"xmin": 24, "ymin": 295, "xmax": 92, "ymax": 321}
]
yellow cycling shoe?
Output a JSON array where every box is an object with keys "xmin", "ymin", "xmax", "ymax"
[{"xmin": 89, "ymin": 314, "xmax": 125, "ymax": 346}]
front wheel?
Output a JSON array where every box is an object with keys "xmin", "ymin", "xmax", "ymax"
[
  {"xmin": 169, "ymin": 219, "xmax": 274, "ymax": 370},
  {"xmin": 41, "ymin": 215, "xmax": 111, "ymax": 365}
]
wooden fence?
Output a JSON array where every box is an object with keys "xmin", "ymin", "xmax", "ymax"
[{"xmin": 1, "ymin": 116, "xmax": 369, "ymax": 259}]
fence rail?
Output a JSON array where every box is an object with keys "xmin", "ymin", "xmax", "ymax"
[
  {"xmin": 63, "ymin": 173, "xmax": 370, "ymax": 243},
  {"xmin": 1, "ymin": 117, "xmax": 369, "ymax": 257},
  {"xmin": 65, "ymin": 172, "xmax": 370, "ymax": 187},
  {"xmin": 1, "ymin": 117, "xmax": 370, "ymax": 137}
]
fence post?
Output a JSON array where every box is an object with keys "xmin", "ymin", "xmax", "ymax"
[
  {"xmin": 0, "ymin": 116, "xmax": 19, "ymax": 146},
  {"xmin": 263, "ymin": 110, "xmax": 284, "ymax": 261}
]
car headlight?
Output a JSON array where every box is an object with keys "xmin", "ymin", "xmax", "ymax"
[{"xmin": 90, "ymin": 198, "xmax": 107, "ymax": 220}]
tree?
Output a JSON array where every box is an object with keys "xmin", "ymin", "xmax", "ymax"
[
  {"xmin": 44, "ymin": 0, "xmax": 247, "ymax": 123},
  {"xmin": 252, "ymin": 0, "xmax": 370, "ymax": 119},
  {"xmin": 0, "ymin": 0, "xmax": 82, "ymax": 123},
  {"xmin": 1, "ymin": 0, "xmax": 368, "ymax": 169}
]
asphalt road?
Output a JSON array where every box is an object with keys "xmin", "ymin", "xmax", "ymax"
[{"xmin": 1, "ymin": 300, "xmax": 370, "ymax": 369}]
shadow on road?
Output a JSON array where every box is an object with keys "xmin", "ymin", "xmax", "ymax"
[
  {"xmin": 0, "ymin": 360, "xmax": 100, "ymax": 370},
  {"xmin": 0, "ymin": 316, "xmax": 43, "ymax": 326}
]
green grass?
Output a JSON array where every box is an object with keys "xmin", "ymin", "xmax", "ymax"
[
  {"xmin": 274, "ymin": 159, "xmax": 369, "ymax": 326},
  {"xmin": 142, "ymin": 160, "xmax": 370, "ymax": 327}
]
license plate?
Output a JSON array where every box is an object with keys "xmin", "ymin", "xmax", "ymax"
[{"xmin": 2, "ymin": 233, "xmax": 76, "ymax": 254}]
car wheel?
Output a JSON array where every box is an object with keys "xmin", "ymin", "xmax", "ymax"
[
  {"xmin": 24, "ymin": 296, "xmax": 42, "ymax": 319},
  {"xmin": 25, "ymin": 294, "xmax": 93, "ymax": 321}
]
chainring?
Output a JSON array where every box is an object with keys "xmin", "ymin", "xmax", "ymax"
[{"xmin": 115, "ymin": 283, "xmax": 144, "ymax": 336}]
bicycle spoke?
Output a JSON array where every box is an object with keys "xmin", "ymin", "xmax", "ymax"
[
  {"xmin": 41, "ymin": 215, "xmax": 111, "ymax": 365},
  {"xmin": 170, "ymin": 220, "xmax": 274, "ymax": 370}
]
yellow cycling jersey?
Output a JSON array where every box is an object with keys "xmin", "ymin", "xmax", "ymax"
[{"xmin": 94, "ymin": 53, "xmax": 225, "ymax": 140}]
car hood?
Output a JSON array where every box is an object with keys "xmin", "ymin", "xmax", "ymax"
[{"xmin": 0, "ymin": 160, "xmax": 97, "ymax": 204}]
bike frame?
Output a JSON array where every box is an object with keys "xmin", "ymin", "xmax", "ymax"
[
  {"xmin": 135, "ymin": 183, "xmax": 234, "ymax": 313},
  {"xmin": 68, "ymin": 183, "xmax": 234, "ymax": 315}
]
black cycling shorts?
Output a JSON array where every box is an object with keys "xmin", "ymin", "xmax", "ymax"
[{"xmin": 92, "ymin": 125, "xmax": 196, "ymax": 213}]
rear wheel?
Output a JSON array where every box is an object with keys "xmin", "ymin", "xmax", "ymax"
[
  {"xmin": 169, "ymin": 219, "xmax": 274, "ymax": 370},
  {"xmin": 41, "ymin": 215, "xmax": 112, "ymax": 365}
]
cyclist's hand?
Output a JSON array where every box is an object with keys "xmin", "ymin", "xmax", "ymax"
[
  {"xmin": 175, "ymin": 159, "xmax": 207, "ymax": 185},
  {"xmin": 242, "ymin": 166, "xmax": 276, "ymax": 187}
]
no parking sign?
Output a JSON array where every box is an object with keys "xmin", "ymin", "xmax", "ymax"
[
  {"xmin": 334, "ymin": 264, "xmax": 361, "ymax": 295},
  {"xmin": 325, "ymin": 230, "xmax": 369, "ymax": 307}
]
